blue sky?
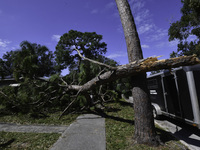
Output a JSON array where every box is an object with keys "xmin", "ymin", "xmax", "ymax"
[{"xmin": 0, "ymin": 0, "xmax": 182, "ymax": 74}]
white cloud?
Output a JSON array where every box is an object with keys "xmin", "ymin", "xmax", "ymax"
[
  {"xmin": 147, "ymin": 29, "xmax": 168, "ymax": 42},
  {"xmin": 52, "ymin": 35, "xmax": 61, "ymax": 42},
  {"xmin": 0, "ymin": 39, "xmax": 11, "ymax": 48},
  {"xmin": 187, "ymin": 35, "xmax": 198, "ymax": 42},
  {"xmin": 0, "ymin": 39, "xmax": 12, "ymax": 58},
  {"xmin": 129, "ymin": 0, "xmax": 145, "ymax": 11},
  {"xmin": 114, "ymin": 0, "xmax": 155, "ymax": 35},
  {"xmin": 141, "ymin": 44, "xmax": 149, "ymax": 48},
  {"xmin": 127, "ymin": 0, "xmax": 155, "ymax": 35},
  {"xmin": 10, "ymin": 44, "xmax": 20, "ymax": 50},
  {"xmin": 105, "ymin": 2, "xmax": 115, "ymax": 10},
  {"xmin": 138, "ymin": 23, "xmax": 155, "ymax": 34},
  {"xmin": 135, "ymin": 9, "xmax": 150, "ymax": 24},
  {"xmin": 102, "ymin": 2, "xmax": 117, "ymax": 16},
  {"xmin": 155, "ymin": 42, "xmax": 166, "ymax": 48},
  {"xmin": 107, "ymin": 54, "xmax": 122, "ymax": 59},
  {"xmin": 107, "ymin": 53, "xmax": 127, "ymax": 59},
  {"xmin": 91, "ymin": 9, "xmax": 98, "ymax": 14},
  {"xmin": 169, "ymin": 40, "xmax": 179, "ymax": 47}
]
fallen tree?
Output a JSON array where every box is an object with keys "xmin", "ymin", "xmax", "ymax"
[
  {"xmin": 1, "ymin": 51, "xmax": 198, "ymax": 119},
  {"xmin": 58, "ymin": 53, "xmax": 200, "ymax": 119},
  {"xmin": 61, "ymin": 53, "xmax": 200, "ymax": 93}
]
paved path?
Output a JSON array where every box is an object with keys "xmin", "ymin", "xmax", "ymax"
[
  {"xmin": 155, "ymin": 119, "xmax": 200, "ymax": 150},
  {"xmin": 50, "ymin": 114, "xmax": 106, "ymax": 150},
  {"xmin": 0, "ymin": 123, "xmax": 67, "ymax": 133}
]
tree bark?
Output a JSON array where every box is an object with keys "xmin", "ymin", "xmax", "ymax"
[
  {"xmin": 115, "ymin": 0, "xmax": 159, "ymax": 145},
  {"xmin": 115, "ymin": 0, "xmax": 143, "ymax": 62},
  {"xmin": 132, "ymin": 74, "xmax": 157, "ymax": 145}
]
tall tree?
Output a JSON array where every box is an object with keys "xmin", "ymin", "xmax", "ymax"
[
  {"xmin": 169, "ymin": 0, "xmax": 200, "ymax": 58},
  {"xmin": 0, "ymin": 51, "xmax": 18, "ymax": 78},
  {"xmin": 55, "ymin": 30, "xmax": 107, "ymax": 83},
  {"xmin": 115, "ymin": 0, "xmax": 158, "ymax": 145},
  {"xmin": 13, "ymin": 41, "xmax": 56, "ymax": 80}
]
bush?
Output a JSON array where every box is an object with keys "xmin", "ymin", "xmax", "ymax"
[{"xmin": 0, "ymin": 80, "xmax": 70, "ymax": 115}]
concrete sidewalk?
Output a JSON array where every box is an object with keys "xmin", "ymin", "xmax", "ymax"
[
  {"xmin": 50, "ymin": 114, "xmax": 106, "ymax": 150},
  {"xmin": 155, "ymin": 119, "xmax": 200, "ymax": 150}
]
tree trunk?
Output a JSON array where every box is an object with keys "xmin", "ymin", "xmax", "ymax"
[
  {"xmin": 132, "ymin": 74, "xmax": 158, "ymax": 145},
  {"xmin": 115, "ymin": 0, "xmax": 158, "ymax": 145}
]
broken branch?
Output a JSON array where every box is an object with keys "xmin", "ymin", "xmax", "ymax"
[
  {"xmin": 74, "ymin": 48, "xmax": 117, "ymax": 70},
  {"xmin": 62, "ymin": 55, "xmax": 200, "ymax": 93}
]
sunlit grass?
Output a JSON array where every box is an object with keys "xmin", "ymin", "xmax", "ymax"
[
  {"xmin": 0, "ymin": 106, "xmax": 78, "ymax": 125},
  {"xmin": 0, "ymin": 100, "xmax": 188, "ymax": 150},
  {"xmin": 104, "ymin": 99, "xmax": 188, "ymax": 150},
  {"xmin": 0, "ymin": 131, "xmax": 60, "ymax": 150}
]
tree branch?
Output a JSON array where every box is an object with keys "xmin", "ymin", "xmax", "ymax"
[
  {"xmin": 74, "ymin": 48, "xmax": 117, "ymax": 70},
  {"xmin": 60, "ymin": 77, "xmax": 68, "ymax": 85},
  {"xmin": 61, "ymin": 55, "xmax": 200, "ymax": 92}
]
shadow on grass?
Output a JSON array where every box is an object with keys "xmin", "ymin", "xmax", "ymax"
[
  {"xmin": 87, "ymin": 100, "xmax": 134, "ymax": 125},
  {"xmin": 0, "ymin": 108, "xmax": 13, "ymax": 117},
  {"xmin": 90, "ymin": 101, "xmax": 179, "ymax": 145},
  {"xmin": 97, "ymin": 113, "xmax": 177, "ymax": 145},
  {"xmin": 102, "ymin": 112, "xmax": 134, "ymax": 124},
  {"xmin": 117, "ymin": 100, "xmax": 133, "ymax": 107},
  {"xmin": 90, "ymin": 109, "xmax": 134, "ymax": 125},
  {"xmin": 156, "ymin": 127, "xmax": 178, "ymax": 144},
  {"xmin": 0, "ymin": 138, "xmax": 15, "ymax": 149}
]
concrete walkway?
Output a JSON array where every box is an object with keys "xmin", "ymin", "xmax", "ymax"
[
  {"xmin": 50, "ymin": 114, "xmax": 106, "ymax": 150},
  {"xmin": 0, "ymin": 123, "xmax": 67, "ymax": 133},
  {"xmin": 155, "ymin": 119, "xmax": 200, "ymax": 150},
  {"xmin": 0, "ymin": 114, "xmax": 106, "ymax": 150}
]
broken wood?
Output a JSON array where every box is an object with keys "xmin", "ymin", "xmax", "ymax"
[{"xmin": 63, "ymin": 55, "xmax": 200, "ymax": 93}]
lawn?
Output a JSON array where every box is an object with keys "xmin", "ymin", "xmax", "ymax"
[
  {"xmin": 0, "ymin": 105, "xmax": 78, "ymax": 149},
  {"xmin": 0, "ymin": 131, "xmax": 60, "ymax": 150},
  {"xmin": 104, "ymin": 99, "xmax": 188, "ymax": 150},
  {"xmin": 0, "ymin": 100, "xmax": 188, "ymax": 150},
  {"xmin": 0, "ymin": 106, "xmax": 78, "ymax": 125}
]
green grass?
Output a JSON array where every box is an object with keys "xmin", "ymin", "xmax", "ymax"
[
  {"xmin": 0, "ymin": 131, "xmax": 60, "ymax": 150},
  {"xmin": 0, "ymin": 105, "xmax": 79, "ymax": 150},
  {"xmin": 0, "ymin": 101, "xmax": 188, "ymax": 150},
  {"xmin": 104, "ymin": 100, "xmax": 134, "ymax": 149},
  {"xmin": 0, "ymin": 107, "xmax": 78, "ymax": 125},
  {"xmin": 104, "ymin": 99, "xmax": 188, "ymax": 150}
]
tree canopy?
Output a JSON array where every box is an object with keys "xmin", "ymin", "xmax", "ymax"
[
  {"xmin": 168, "ymin": 0, "xmax": 200, "ymax": 57},
  {"xmin": 0, "ymin": 34, "xmax": 120, "ymax": 116},
  {"xmin": 55, "ymin": 30, "xmax": 107, "ymax": 72},
  {"xmin": 0, "ymin": 50, "xmax": 18, "ymax": 78},
  {"xmin": 0, "ymin": 41, "xmax": 56, "ymax": 80},
  {"xmin": 14, "ymin": 41, "xmax": 56, "ymax": 80},
  {"xmin": 0, "ymin": 30, "xmax": 199, "ymax": 133}
]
